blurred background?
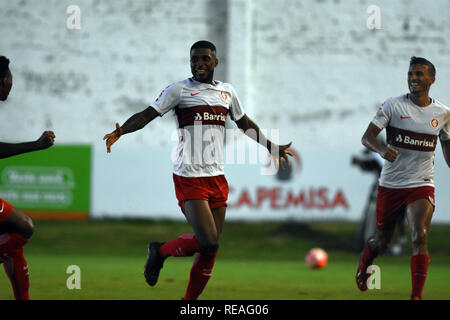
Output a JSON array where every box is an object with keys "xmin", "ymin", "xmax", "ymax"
[{"xmin": 0, "ymin": 0, "xmax": 449, "ymax": 300}]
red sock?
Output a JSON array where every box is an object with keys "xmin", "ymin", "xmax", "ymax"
[
  {"xmin": 0, "ymin": 233, "xmax": 29, "ymax": 254},
  {"xmin": 159, "ymin": 234, "xmax": 201, "ymax": 258},
  {"xmin": 3, "ymin": 247, "xmax": 30, "ymax": 300},
  {"xmin": 411, "ymin": 254, "xmax": 430, "ymax": 300},
  {"xmin": 0, "ymin": 233, "xmax": 28, "ymax": 254},
  {"xmin": 183, "ymin": 250, "xmax": 217, "ymax": 300},
  {"xmin": 359, "ymin": 242, "xmax": 377, "ymax": 269}
]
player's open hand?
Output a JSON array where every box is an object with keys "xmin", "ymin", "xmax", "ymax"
[
  {"xmin": 103, "ymin": 122, "xmax": 123, "ymax": 153},
  {"xmin": 272, "ymin": 141, "xmax": 294, "ymax": 170},
  {"xmin": 382, "ymin": 146, "xmax": 398, "ymax": 162},
  {"xmin": 37, "ymin": 131, "xmax": 55, "ymax": 150}
]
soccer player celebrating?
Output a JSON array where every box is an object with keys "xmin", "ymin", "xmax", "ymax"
[
  {"xmin": 104, "ymin": 40, "xmax": 293, "ymax": 300},
  {"xmin": 0, "ymin": 56, "xmax": 56, "ymax": 300},
  {"xmin": 356, "ymin": 57, "xmax": 450, "ymax": 300}
]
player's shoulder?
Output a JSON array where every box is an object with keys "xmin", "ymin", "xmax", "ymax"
[
  {"xmin": 157, "ymin": 79, "xmax": 184, "ymax": 92},
  {"xmin": 213, "ymin": 80, "xmax": 235, "ymax": 92},
  {"xmin": 379, "ymin": 95, "xmax": 404, "ymax": 112},
  {"xmin": 172, "ymin": 78, "xmax": 193, "ymax": 89},
  {"xmin": 386, "ymin": 94, "xmax": 417, "ymax": 110},
  {"xmin": 152, "ymin": 79, "xmax": 190, "ymax": 105},
  {"xmin": 158, "ymin": 78, "xmax": 192, "ymax": 96},
  {"xmin": 431, "ymin": 98, "xmax": 449, "ymax": 111}
]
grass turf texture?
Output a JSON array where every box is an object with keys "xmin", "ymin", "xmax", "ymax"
[{"xmin": 0, "ymin": 219, "xmax": 449, "ymax": 300}]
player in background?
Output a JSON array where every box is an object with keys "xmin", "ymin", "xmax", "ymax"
[
  {"xmin": 0, "ymin": 56, "xmax": 56, "ymax": 300},
  {"xmin": 104, "ymin": 40, "xmax": 293, "ymax": 300},
  {"xmin": 356, "ymin": 57, "xmax": 450, "ymax": 300}
]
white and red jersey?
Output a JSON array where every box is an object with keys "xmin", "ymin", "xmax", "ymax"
[
  {"xmin": 372, "ymin": 94, "xmax": 450, "ymax": 189},
  {"xmin": 150, "ymin": 77, "xmax": 245, "ymax": 177}
]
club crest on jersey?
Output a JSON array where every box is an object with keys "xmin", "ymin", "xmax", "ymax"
[
  {"xmin": 430, "ymin": 118, "xmax": 439, "ymax": 128},
  {"xmin": 220, "ymin": 91, "xmax": 228, "ymax": 102}
]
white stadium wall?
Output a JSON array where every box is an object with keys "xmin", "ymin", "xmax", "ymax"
[{"xmin": 1, "ymin": 1, "xmax": 449, "ymax": 222}]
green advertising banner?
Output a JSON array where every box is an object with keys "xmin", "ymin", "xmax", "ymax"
[{"xmin": 0, "ymin": 145, "xmax": 91, "ymax": 219}]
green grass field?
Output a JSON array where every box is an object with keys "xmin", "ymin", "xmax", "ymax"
[{"xmin": 1, "ymin": 219, "xmax": 449, "ymax": 300}]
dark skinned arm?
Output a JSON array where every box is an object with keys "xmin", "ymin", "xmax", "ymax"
[
  {"xmin": 361, "ymin": 122, "xmax": 398, "ymax": 162},
  {"xmin": 441, "ymin": 110, "xmax": 450, "ymax": 168},
  {"xmin": 0, "ymin": 131, "xmax": 55, "ymax": 159},
  {"xmin": 440, "ymin": 138, "xmax": 450, "ymax": 168},
  {"xmin": 103, "ymin": 106, "xmax": 160, "ymax": 153},
  {"xmin": 235, "ymin": 114, "xmax": 293, "ymax": 169}
]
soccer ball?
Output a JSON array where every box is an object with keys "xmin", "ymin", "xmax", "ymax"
[{"xmin": 305, "ymin": 248, "xmax": 328, "ymax": 269}]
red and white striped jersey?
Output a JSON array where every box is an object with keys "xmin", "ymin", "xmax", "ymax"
[
  {"xmin": 372, "ymin": 94, "xmax": 450, "ymax": 188},
  {"xmin": 150, "ymin": 77, "xmax": 245, "ymax": 177}
]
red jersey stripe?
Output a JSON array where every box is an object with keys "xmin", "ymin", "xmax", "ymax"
[
  {"xmin": 387, "ymin": 126, "xmax": 437, "ymax": 152},
  {"xmin": 175, "ymin": 105, "xmax": 228, "ymax": 128}
]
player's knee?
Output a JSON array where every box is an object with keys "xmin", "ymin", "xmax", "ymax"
[
  {"xmin": 411, "ymin": 229, "xmax": 427, "ymax": 249},
  {"xmin": 22, "ymin": 215, "xmax": 34, "ymax": 239},
  {"xmin": 199, "ymin": 238, "xmax": 219, "ymax": 252}
]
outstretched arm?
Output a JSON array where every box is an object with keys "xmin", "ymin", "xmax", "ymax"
[
  {"xmin": 441, "ymin": 109, "xmax": 450, "ymax": 167},
  {"xmin": 440, "ymin": 139, "xmax": 450, "ymax": 168},
  {"xmin": 103, "ymin": 106, "xmax": 160, "ymax": 153},
  {"xmin": 235, "ymin": 114, "xmax": 293, "ymax": 169},
  {"xmin": 361, "ymin": 122, "xmax": 398, "ymax": 162},
  {"xmin": 0, "ymin": 131, "xmax": 55, "ymax": 159}
]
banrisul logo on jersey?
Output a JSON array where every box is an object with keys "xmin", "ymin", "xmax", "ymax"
[
  {"xmin": 387, "ymin": 126, "xmax": 437, "ymax": 152},
  {"xmin": 202, "ymin": 112, "xmax": 227, "ymax": 122},
  {"xmin": 0, "ymin": 145, "xmax": 91, "ymax": 219},
  {"xmin": 176, "ymin": 106, "xmax": 228, "ymax": 128}
]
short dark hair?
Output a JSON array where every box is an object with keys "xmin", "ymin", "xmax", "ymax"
[
  {"xmin": 0, "ymin": 56, "xmax": 10, "ymax": 79},
  {"xmin": 190, "ymin": 40, "xmax": 216, "ymax": 53},
  {"xmin": 410, "ymin": 56, "xmax": 436, "ymax": 77}
]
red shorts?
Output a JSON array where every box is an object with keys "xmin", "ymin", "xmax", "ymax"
[
  {"xmin": 0, "ymin": 198, "xmax": 14, "ymax": 222},
  {"xmin": 173, "ymin": 174, "xmax": 229, "ymax": 214},
  {"xmin": 376, "ymin": 185, "xmax": 435, "ymax": 231}
]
